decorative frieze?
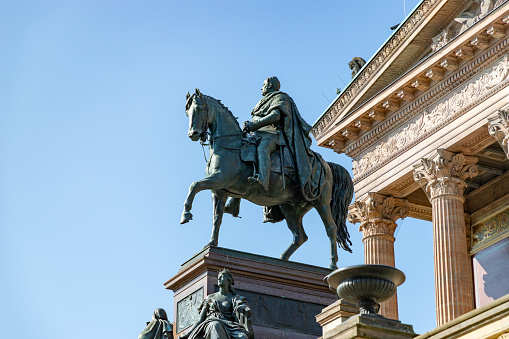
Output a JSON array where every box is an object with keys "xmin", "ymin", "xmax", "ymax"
[
  {"xmin": 413, "ymin": 150, "xmax": 478, "ymax": 201},
  {"xmin": 352, "ymin": 54, "xmax": 509, "ymax": 178},
  {"xmin": 473, "ymin": 207, "xmax": 509, "ymax": 247},
  {"xmin": 488, "ymin": 108, "xmax": 509, "ymax": 158},
  {"xmin": 425, "ymin": 67, "xmax": 444, "ymax": 81}
]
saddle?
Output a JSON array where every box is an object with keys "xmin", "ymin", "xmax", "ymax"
[{"xmin": 240, "ymin": 134, "xmax": 296, "ymax": 182}]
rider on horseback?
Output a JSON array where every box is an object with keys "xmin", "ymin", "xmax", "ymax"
[
  {"xmin": 225, "ymin": 77, "xmax": 327, "ymax": 221},
  {"xmin": 242, "ymin": 77, "xmax": 286, "ymax": 192}
]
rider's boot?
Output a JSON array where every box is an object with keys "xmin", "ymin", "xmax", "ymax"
[
  {"xmin": 224, "ymin": 197, "xmax": 241, "ymax": 217},
  {"xmin": 248, "ymin": 149, "xmax": 270, "ymax": 192}
]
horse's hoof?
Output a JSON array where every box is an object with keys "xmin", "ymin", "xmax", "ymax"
[
  {"xmin": 207, "ymin": 240, "xmax": 218, "ymax": 247},
  {"xmin": 180, "ymin": 212, "xmax": 193, "ymax": 224},
  {"xmin": 329, "ymin": 263, "xmax": 338, "ymax": 270},
  {"xmin": 280, "ymin": 254, "xmax": 290, "ymax": 261}
]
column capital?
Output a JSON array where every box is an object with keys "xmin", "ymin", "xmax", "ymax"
[
  {"xmin": 488, "ymin": 108, "xmax": 509, "ymax": 159},
  {"xmin": 348, "ymin": 193, "xmax": 409, "ymax": 239},
  {"xmin": 413, "ymin": 149, "xmax": 478, "ymax": 201}
]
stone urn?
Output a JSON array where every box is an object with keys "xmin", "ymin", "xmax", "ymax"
[{"xmin": 325, "ymin": 264, "xmax": 405, "ymax": 316}]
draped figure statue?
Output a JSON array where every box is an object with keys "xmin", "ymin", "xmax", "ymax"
[{"xmin": 179, "ymin": 269, "xmax": 253, "ymax": 339}]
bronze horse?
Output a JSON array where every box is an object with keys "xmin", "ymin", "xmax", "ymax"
[{"xmin": 181, "ymin": 89, "xmax": 353, "ymax": 269}]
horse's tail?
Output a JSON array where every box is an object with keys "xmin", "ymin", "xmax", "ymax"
[{"xmin": 328, "ymin": 162, "xmax": 354, "ymax": 253}]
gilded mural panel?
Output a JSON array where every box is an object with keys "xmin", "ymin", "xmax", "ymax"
[{"xmin": 473, "ymin": 208, "xmax": 509, "ymax": 246}]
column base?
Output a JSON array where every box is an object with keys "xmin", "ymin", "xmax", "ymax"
[{"xmin": 321, "ymin": 314, "xmax": 417, "ymax": 339}]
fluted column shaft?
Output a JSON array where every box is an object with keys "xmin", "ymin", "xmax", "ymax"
[
  {"xmin": 362, "ymin": 221, "xmax": 398, "ymax": 319},
  {"xmin": 349, "ymin": 193, "xmax": 408, "ymax": 320},
  {"xmin": 431, "ymin": 194, "xmax": 474, "ymax": 325},
  {"xmin": 414, "ymin": 149, "xmax": 478, "ymax": 326}
]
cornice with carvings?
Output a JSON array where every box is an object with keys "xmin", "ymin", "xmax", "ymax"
[
  {"xmin": 311, "ymin": 0, "xmax": 442, "ymax": 139},
  {"xmin": 348, "ymin": 193, "xmax": 409, "ymax": 239},
  {"xmin": 352, "ymin": 49, "xmax": 509, "ymax": 183},
  {"xmin": 315, "ymin": 4, "xmax": 509, "ymax": 158},
  {"xmin": 347, "ymin": 40, "xmax": 508, "ymax": 161},
  {"xmin": 413, "ymin": 150, "xmax": 479, "ymax": 201}
]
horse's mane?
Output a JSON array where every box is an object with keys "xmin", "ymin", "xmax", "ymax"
[{"xmin": 202, "ymin": 94, "xmax": 241, "ymax": 128}]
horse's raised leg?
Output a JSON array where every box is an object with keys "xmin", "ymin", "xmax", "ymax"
[
  {"xmin": 279, "ymin": 204, "xmax": 311, "ymax": 261},
  {"xmin": 208, "ymin": 190, "xmax": 228, "ymax": 247},
  {"xmin": 181, "ymin": 176, "xmax": 223, "ymax": 224},
  {"xmin": 313, "ymin": 201, "xmax": 339, "ymax": 270}
]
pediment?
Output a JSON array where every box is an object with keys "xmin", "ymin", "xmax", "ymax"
[{"xmin": 312, "ymin": 0, "xmax": 508, "ymax": 146}]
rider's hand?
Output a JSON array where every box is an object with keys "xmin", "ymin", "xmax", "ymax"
[{"xmin": 243, "ymin": 121, "xmax": 256, "ymax": 132}]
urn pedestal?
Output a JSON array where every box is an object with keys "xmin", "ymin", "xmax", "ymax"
[
  {"xmin": 319, "ymin": 264, "xmax": 417, "ymax": 339},
  {"xmin": 164, "ymin": 246, "xmax": 339, "ymax": 339}
]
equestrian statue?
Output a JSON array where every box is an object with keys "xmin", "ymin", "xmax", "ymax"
[{"xmin": 181, "ymin": 77, "xmax": 353, "ymax": 269}]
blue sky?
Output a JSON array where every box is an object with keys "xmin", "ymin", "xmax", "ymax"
[{"xmin": 1, "ymin": 1, "xmax": 436, "ymax": 337}]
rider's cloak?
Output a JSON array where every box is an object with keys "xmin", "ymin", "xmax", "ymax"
[{"xmin": 251, "ymin": 91, "xmax": 326, "ymax": 201}]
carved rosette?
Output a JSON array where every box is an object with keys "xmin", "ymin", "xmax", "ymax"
[
  {"xmin": 348, "ymin": 193, "xmax": 409, "ymax": 240},
  {"xmin": 413, "ymin": 150, "xmax": 478, "ymax": 201},
  {"xmin": 488, "ymin": 108, "xmax": 509, "ymax": 159}
]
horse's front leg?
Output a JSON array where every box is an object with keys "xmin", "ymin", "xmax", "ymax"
[
  {"xmin": 181, "ymin": 176, "xmax": 223, "ymax": 224},
  {"xmin": 208, "ymin": 191, "xmax": 228, "ymax": 247}
]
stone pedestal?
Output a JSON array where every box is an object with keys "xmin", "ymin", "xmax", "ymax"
[
  {"xmin": 164, "ymin": 246, "xmax": 338, "ymax": 339},
  {"xmin": 413, "ymin": 150, "xmax": 478, "ymax": 326},
  {"xmin": 348, "ymin": 193, "xmax": 409, "ymax": 320},
  {"xmin": 316, "ymin": 299, "xmax": 359, "ymax": 335},
  {"xmin": 321, "ymin": 314, "xmax": 417, "ymax": 339}
]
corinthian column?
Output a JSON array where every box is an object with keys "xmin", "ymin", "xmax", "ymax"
[
  {"xmin": 348, "ymin": 193, "xmax": 409, "ymax": 320},
  {"xmin": 488, "ymin": 108, "xmax": 509, "ymax": 159},
  {"xmin": 413, "ymin": 149, "xmax": 478, "ymax": 326}
]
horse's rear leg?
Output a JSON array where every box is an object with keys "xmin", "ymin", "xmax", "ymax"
[
  {"xmin": 313, "ymin": 201, "xmax": 339, "ymax": 270},
  {"xmin": 208, "ymin": 191, "xmax": 228, "ymax": 247},
  {"xmin": 181, "ymin": 176, "xmax": 222, "ymax": 224},
  {"xmin": 279, "ymin": 204, "xmax": 311, "ymax": 261}
]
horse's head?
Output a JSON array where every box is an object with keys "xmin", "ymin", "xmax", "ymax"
[{"xmin": 185, "ymin": 88, "xmax": 208, "ymax": 142}]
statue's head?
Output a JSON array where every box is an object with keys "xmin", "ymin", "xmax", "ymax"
[
  {"xmin": 152, "ymin": 308, "xmax": 168, "ymax": 321},
  {"xmin": 218, "ymin": 268, "xmax": 237, "ymax": 294},
  {"xmin": 262, "ymin": 76, "xmax": 280, "ymax": 96},
  {"xmin": 218, "ymin": 268, "xmax": 234, "ymax": 286}
]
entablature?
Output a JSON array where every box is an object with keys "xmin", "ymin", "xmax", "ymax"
[{"xmin": 314, "ymin": 3, "xmax": 509, "ymax": 157}]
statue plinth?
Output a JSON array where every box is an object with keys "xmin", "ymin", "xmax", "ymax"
[
  {"xmin": 165, "ymin": 246, "xmax": 338, "ymax": 339},
  {"xmin": 322, "ymin": 314, "xmax": 417, "ymax": 339}
]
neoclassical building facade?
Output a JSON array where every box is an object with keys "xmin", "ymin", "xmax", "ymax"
[{"xmin": 312, "ymin": 0, "xmax": 509, "ymax": 337}]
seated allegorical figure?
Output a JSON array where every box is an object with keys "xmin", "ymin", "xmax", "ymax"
[
  {"xmin": 139, "ymin": 308, "xmax": 174, "ymax": 339},
  {"xmin": 179, "ymin": 269, "xmax": 254, "ymax": 339}
]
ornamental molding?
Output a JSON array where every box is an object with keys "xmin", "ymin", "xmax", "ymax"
[
  {"xmin": 352, "ymin": 52, "xmax": 509, "ymax": 181},
  {"xmin": 413, "ymin": 150, "xmax": 479, "ymax": 201},
  {"xmin": 347, "ymin": 29, "xmax": 509, "ymax": 161},
  {"xmin": 311, "ymin": 0, "xmax": 442, "ymax": 139},
  {"xmin": 488, "ymin": 107, "xmax": 509, "ymax": 158},
  {"xmin": 348, "ymin": 193, "xmax": 409, "ymax": 239}
]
